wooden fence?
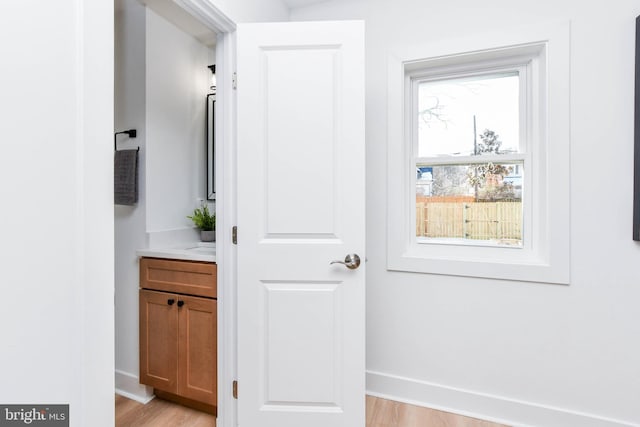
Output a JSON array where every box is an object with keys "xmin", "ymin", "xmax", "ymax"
[{"xmin": 416, "ymin": 201, "xmax": 522, "ymax": 243}]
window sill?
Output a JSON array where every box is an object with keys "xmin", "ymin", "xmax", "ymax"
[{"xmin": 388, "ymin": 245, "xmax": 569, "ymax": 284}]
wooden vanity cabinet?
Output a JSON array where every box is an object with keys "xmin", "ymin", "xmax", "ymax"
[{"xmin": 139, "ymin": 257, "xmax": 217, "ymax": 412}]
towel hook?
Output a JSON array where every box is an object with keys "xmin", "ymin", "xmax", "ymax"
[{"xmin": 114, "ymin": 129, "xmax": 137, "ymax": 151}]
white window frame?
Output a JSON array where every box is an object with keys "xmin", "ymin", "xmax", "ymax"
[
  {"xmin": 387, "ymin": 23, "xmax": 571, "ymax": 284},
  {"xmin": 410, "ymin": 63, "xmax": 530, "ymax": 249}
]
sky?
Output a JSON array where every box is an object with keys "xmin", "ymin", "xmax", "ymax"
[{"xmin": 417, "ymin": 73, "xmax": 520, "ymax": 157}]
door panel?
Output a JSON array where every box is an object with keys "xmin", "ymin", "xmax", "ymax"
[
  {"xmin": 263, "ymin": 47, "xmax": 339, "ymax": 237},
  {"xmin": 237, "ymin": 21, "xmax": 365, "ymax": 427},
  {"xmin": 263, "ymin": 281, "xmax": 341, "ymax": 406}
]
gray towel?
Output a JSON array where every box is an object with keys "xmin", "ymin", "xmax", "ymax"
[{"xmin": 114, "ymin": 149, "xmax": 138, "ymax": 205}]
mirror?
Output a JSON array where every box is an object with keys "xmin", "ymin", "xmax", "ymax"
[
  {"xmin": 206, "ymin": 91, "xmax": 215, "ymax": 200},
  {"xmin": 634, "ymin": 15, "xmax": 639, "ymax": 240}
]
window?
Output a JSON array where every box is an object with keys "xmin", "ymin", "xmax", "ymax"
[
  {"xmin": 387, "ymin": 24, "xmax": 570, "ymax": 284},
  {"xmin": 413, "ymin": 72, "xmax": 524, "ymax": 247}
]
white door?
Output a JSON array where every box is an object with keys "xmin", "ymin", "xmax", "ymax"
[{"xmin": 236, "ymin": 21, "xmax": 365, "ymax": 427}]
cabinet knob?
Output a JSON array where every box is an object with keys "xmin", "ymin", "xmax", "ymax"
[
  {"xmin": 177, "ymin": 300, "xmax": 185, "ymax": 307},
  {"xmin": 167, "ymin": 299, "xmax": 175, "ymax": 306}
]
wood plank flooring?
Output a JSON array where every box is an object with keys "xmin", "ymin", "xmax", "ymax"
[
  {"xmin": 366, "ymin": 395, "xmax": 509, "ymax": 427},
  {"xmin": 115, "ymin": 394, "xmax": 509, "ymax": 427},
  {"xmin": 115, "ymin": 394, "xmax": 215, "ymax": 427}
]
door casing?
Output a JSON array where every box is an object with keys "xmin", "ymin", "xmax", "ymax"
[{"xmin": 172, "ymin": 2, "xmax": 238, "ymax": 427}]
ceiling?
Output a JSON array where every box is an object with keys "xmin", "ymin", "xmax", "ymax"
[
  {"xmin": 281, "ymin": 0, "xmax": 332, "ymax": 9},
  {"xmin": 138, "ymin": 0, "xmax": 217, "ymax": 46}
]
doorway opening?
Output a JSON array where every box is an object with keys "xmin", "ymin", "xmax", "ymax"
[{"xmin": 114, "ymin": 1, "xmax": 236, "ymax": 426}]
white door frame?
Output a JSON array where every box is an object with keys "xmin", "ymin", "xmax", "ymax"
[{"xmin": 173, "ymin": 2, "xmax": 238, "ymax": 427}]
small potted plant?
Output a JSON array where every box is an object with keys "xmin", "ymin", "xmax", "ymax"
[{"xmin": 188, "ymin": 204, "xmax": 216, "ymax": 242}]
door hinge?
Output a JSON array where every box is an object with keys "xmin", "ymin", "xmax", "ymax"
[
  {"xmin": 232, "ymin": 226, "xmax": 238, "ymax": 244},
  {"xmin": 232, "ymin": 72, "xmax": 237, "ymax": 90},
  {"xmin": 232, "ymin": 380, "xmax": 238, "ymax": 399}
]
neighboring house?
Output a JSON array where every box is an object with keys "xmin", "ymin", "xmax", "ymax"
[
  {"xmin": 416, "ymin": 166, "xmax": 433, "ymax": 196},
  {"xmin": 502, "ymin": 167, "xmax": 523, "ymax": 199}
]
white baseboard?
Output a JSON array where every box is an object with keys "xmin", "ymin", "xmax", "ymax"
[
  {"xmin": 115, "ymin": 370, "xmax": 155, "ymax": 404},
  {"xmin": 366, "ymin": 371, "xmax": 637, "ymax": 427}
]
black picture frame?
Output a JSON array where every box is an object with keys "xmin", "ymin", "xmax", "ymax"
[
  {"xmin": 206, "ymin": 93, "xmax": 216, "ymax": 201},
  {"xmin": 634, "ymin": 15, "xmax": 640, "ymax": 240}
]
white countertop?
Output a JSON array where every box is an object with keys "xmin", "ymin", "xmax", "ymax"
[{"xmin": 136, "ymin": 242, "xmax": 216, "ymax": 263}]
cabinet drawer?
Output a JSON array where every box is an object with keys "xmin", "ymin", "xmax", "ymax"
[{"xmin": 140, "ymin": 257, "xmax": 217, "ymax": 298}]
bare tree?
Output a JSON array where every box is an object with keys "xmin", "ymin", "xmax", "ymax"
[
  {"xmin": 432, "ymin": 165, "xmax": 469, "ymax": 197},
  {"xmin": 419, "ymin": 96, "xmax": 449, "ymax": 127}
]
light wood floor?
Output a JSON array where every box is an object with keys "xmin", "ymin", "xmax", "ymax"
[
  {"xmin": 116, "ymin": 394, "xmax": 508, "ymax": 427},
  {"xmin": 116, "ymin": 394, "xmax": 215, "ymax": 427},
  {"xmin": 366, "ymin": 395, "xmax": 508, "ymax": 427}
]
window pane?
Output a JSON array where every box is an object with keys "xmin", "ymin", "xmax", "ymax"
[
  {"xmin": 418, "ymin": 73, "xmax": 520, "ymax": 157},
  {"xmin": 416, "ymin": 163, "xmax": 523, "ymax": 246}
]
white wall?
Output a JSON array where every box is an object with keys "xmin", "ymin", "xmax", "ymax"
[
  {"xmin": 146, "ymin": 7, "xmax": 210, "ymax": 233},
  {"xmin": 0, "ymin": 1, "xmax": 114, "ymax": 426},
  {"xmin": 292, "ymin": 1, "xmax": 640, "ymax": 426},
  {"xmin": 114, "ymin": 0, "xmax": 152, "ymax": 400}
]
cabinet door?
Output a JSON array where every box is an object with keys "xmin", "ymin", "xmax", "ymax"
[
  {"xmin": 178, "ymin": 295, "xmax": 217, "ymax": 406},
  {"xmin": 139, "ymin": 290, "xmax": 178, "ymax": 393}
]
